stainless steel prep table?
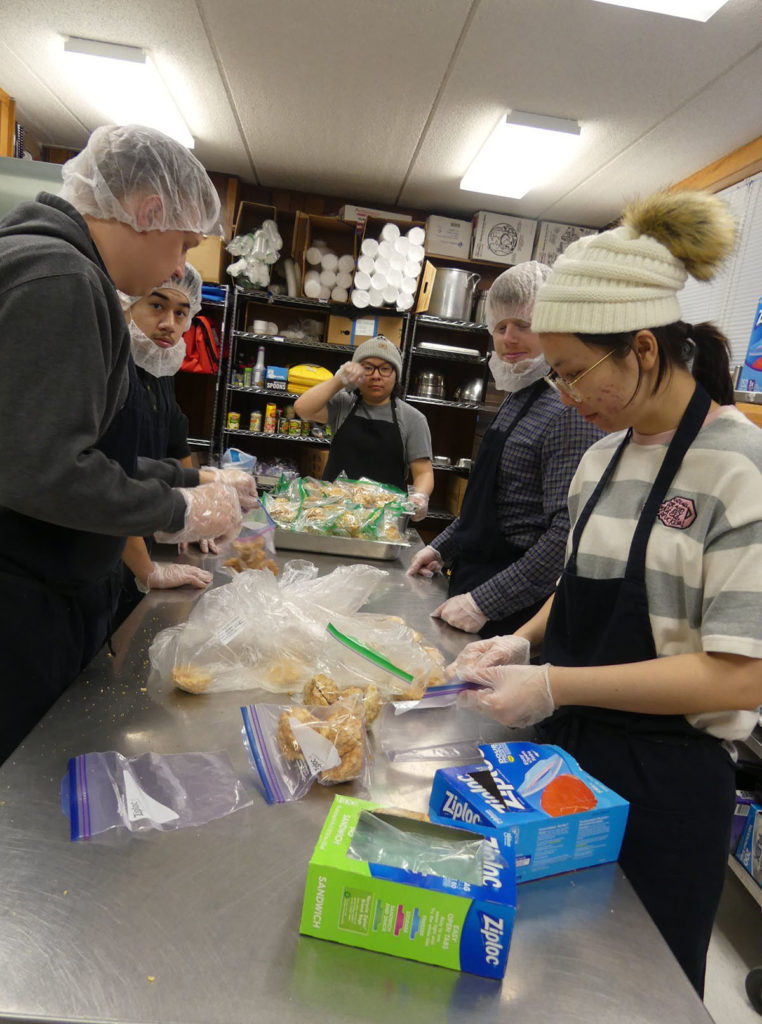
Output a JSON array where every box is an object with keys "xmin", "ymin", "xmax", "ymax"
[{"xmin": 0, "ymin": 542, "xmax": 711, "ymax": 1024}]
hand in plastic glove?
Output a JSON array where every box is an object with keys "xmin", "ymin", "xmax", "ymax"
[
  {"xmin": 336, "ymin": 361, "xmax": 365, "ymax": 389},
  {"xmin": 456, "ymin": 663, "xmax": 555, "ymax": 728},
  {"xmin": 445, "ymin": 634, "xmax": 531, "ymax": 680},
  {"xmin": 154, "ymin": 482, "xmax": 241, "ymax": 546},
  {"xmin": 205, "ymin": 467, "xmax": 259, "ymax": 511},
  {"xmin": 178, "ymin": 538, "xmax": 219, "ymax": 555},
  {"xmin": 432, "ymin": 592, "xmax": 488, "ymax": 633},
  {"xmin": 140, "ymin": 562, "xmax": 213, "ymax": 592},
  {"xmin": 406, "ymin": 545, "xmax": 444, "ymax": 578},
  {"xmin": 406, "ymin": 489, "xmax": 429, "ymax": 523}
]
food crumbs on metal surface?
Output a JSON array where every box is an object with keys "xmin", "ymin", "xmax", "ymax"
[
  {"xmin": 148, "ymin": 976, "xmax": 155, "ymax": 983},
  {"xmin": 63, "ymin": 889, "xmax": 68, "ymax": 896}
]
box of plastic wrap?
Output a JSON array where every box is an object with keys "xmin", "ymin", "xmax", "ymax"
[
  {"xmin": 429, "ymin": 741, "xmax": 629, "ymax": 883},
  {"xmin": 735, "ymin": 801, "xmax": 762, "ymax": 885},
  {"xmin": 300, "ymin": 794, "xmax": 516, "ymax": 978}
]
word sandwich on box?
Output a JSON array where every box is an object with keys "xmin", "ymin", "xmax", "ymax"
[
  {"xmin": 429, "ymin": 741, "xmax": 629, "ymax": 883},
  {"xmin": 300, "ymin": 795, "xmax": 517, "ymax": 978}
]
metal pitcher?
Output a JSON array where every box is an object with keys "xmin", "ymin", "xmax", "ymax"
[{"xmin": 426, "ymin": 268, "xmax": 481, "ymax": 320}]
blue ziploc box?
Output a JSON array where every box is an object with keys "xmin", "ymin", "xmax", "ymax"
[
  {"xmin": 265, "ymin": 365, "xmax": 289, "ymax": 390},
  {"xmin": 428, "ymin": 741, "xmax": 629, "ymax": 883},
  {"xmin": 735, "ymin": 802, "xmax": 762, "ymax": 885},
  {"xmin": 737, "ymin": 298, "xmax": 762, "ymax": 392},
  {"xmin": 300, "ymin": 795, "xmax": 517, "ymax": 978}
]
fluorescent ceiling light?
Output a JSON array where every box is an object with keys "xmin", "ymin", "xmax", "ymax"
[
  {"xmin": 590, "ymin": 1, "xmax": 730, "ymax": 21},
  {"xmin": 460, "ymin": 111, "xmax": 581, "ymax": 201},
  {"xmin": 63, "ymin": 36, "xmax": 194, "ymax": 149}
]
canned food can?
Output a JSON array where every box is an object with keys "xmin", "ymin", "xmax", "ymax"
[
  {"xmin": 265, "ymin": 403, "xmax": 277, "ymax": 419},
  {"xmin": 278, "ymin": 417, "xmax": 289, "ymax": 434},
  {"xmin": 249, "ymin": 412, "xmax": 262, "ymax": 432},
  {"xmin": 263, "ymin": 414, "xmax": 276, "ymax": 435},
  {"xmin": 243, "ymin": 366, "xmax": 253, "ymax": 388},
  {"xmin": 289, "ymin": 419, "xmax": 301, "ymax": 435},
  {"xmin": 227, "ymin": 411, "xmax": 241, "ymax": 430},
  {"xmin": 301, "ymin": 419, "xmax": 311, "ymax": 436}
]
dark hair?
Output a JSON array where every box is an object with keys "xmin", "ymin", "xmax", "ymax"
[{"xmin": 576, "ymin": 321, "xmax": 734, "ymax": 406}]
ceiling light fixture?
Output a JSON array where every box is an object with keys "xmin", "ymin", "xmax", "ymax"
[
  {"xmin": 590, "ymin": 1, "xmax": 730, "ymax": 21},
  {"xmin": 460, "ymin": 111, "xmax": 581, "ymax": 201},
  {"xmin": 62, "ymin": 36, "xmax": 195, "ymax": 149}
]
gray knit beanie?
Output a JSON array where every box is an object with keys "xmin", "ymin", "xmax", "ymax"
[{"xmin": 352, "ymin": 335, "xmax": 402, "ymax": 378}]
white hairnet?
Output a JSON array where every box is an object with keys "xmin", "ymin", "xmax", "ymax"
[
  {"xmin": 121, "ymin": 262, "xmax": 203, "ymax": 329},
  {"xmin": 60, "ymin": 124, "xmax": 221, "ymax": 235},
  {"xmin": 486, "ymin": 261, "xmax": 553, "ymax": 334}
]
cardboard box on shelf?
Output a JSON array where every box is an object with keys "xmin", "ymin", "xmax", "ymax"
[
  {"xmin": 301, "ymin": 447, "xmax": 330, "ymax": 479},
  {"xmin": 186, "ymin": 236, "xmax": 228, "ymax": 284},
  {"xmin": 424, "ymin": 215, "xmax": 472, "ymax": 259},
  {"xmin": 735, "ymin": 801, "xmax": 762, "ymax": 884},
  {"xmin": 293, "ymin": 213, "xmax": 357, "ymax": 296},
  {"xmin": 446, "ymin": 475, "xmax": 468, "ymax": 516},
  {"xmin": 532, "ymin": 220, "xmax": 598, "ymax": 266},
  {"xmin": 264, "ymin": 366, "xmax": 289, "ymax": 391},
  {"xmin": 232, "ymin": 201, "xmax": 278, "ymax": 239},
  {"xmin": 326, "ymin": 314, "xmax": 403, "ymax": 348},
  {"xmin": 471, "ymin": 211, "xmax": 537, "ymax": 266},
  {"xmin": 429, "ymin": 740, "xmax": 629, "ymax": 884},
  {"xmin": 339, "ymin": 204, "xmax": 412, "ymax": 225},
  {"xmin": 299, "ymin": 795, "xmax": 517, "ymax": 979}
]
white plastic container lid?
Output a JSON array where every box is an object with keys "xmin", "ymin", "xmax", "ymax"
[
  {"xmin": 360, "ymin": 238, "xmax": 379, "ymax": 257},
  {"xmin": 351, "ymin": 289, "xmax": 371, "ymax": 308},
  {"xmin": 380, "ymin": 222, "xmax": 401, "ymax": 242},
  {"xmin": 406, "ymin": 226, "xmax": 425, "ymax": 246}
]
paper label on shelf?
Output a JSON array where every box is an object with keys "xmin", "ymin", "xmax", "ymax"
[
  {"xmin": 354, "ymin": 318, "xmax": 376, "ymax": 337},
  {"xmin": 216, "ymin": 616, "xmax": 246, "ymax": 645}
]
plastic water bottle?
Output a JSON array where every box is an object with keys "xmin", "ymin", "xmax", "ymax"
[{"xmin": 253, "ymin": 346, "xmax": 266, "ymax": 386}]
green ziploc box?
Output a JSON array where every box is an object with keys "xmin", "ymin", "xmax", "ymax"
[{"xmin": 299, "ymin": 794, "xmax": 517, "ymax": 979}]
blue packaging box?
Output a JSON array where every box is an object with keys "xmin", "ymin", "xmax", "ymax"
[
  {"xmin": 735, "ymin": 801, "xmax": 762, "ymax": 885},
  {"xmin": 265, "ymin": 365, "xmax": 289, "ymax": 390},
  {"xmin": 428, "ymin": 741, "xmax": 629, "ymax": 883}
]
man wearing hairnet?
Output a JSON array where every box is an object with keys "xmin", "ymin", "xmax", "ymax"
[
  {"xmin": 0, "ymin": 124, "xmax": 251, "ymax": 763},
  {"xmin": 114, "ymin": 263, "xmax": 257, "ymax": 624},
  {"xmin": 409, "ymin": 262, "xmax": 601, "ymax": 637}
]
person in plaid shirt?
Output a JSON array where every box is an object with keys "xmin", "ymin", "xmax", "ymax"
[{"xmin": 408, "ymin": 262, "xmax": 601, "ymax": 637}]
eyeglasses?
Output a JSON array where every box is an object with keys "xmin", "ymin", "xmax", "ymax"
[
  {"xmin": 544, "ymin": 348, "xmax": 615, "ymax": 403},
  {"xmin": 362, "ymin": 362, "xmax": 394, "ymax": 378}
]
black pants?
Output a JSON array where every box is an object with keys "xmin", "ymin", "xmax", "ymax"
[
  {"xmin": 536, "ymin": 713, "xmax": 735, "ymax": 997},
  {"xmin": 0, "ymin": 569, "xmax": 116, "ymax": 763}
]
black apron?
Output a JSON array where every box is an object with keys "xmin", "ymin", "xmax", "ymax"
[
  {"xmin": 113, "ymin": 366, "xmax": 179, "ymax": 627},
  {"xmin": 537, "ymin": 383, "xmax": 735, "ymax": 997},
  {"xmin": 0, "ymin": 358, "xmax": 145, "ymax": 763},
  {"xmin": 448, "ymin": 380, "xmax": 547, "ymax": 638},
  {"xmin": 323, "ymin": 396, "xmax": 407, "ymax": 491}
]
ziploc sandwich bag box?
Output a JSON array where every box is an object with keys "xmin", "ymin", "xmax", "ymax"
[
  {"xmin": 429, "ymin": 741, "xmax": 629, "ymax": 883},
  {"xmin": 735, "ymin": 801, "xmax": 762, "ymax": 885},
  {"xmin": 300, "ymin": 794, "xmax": 517, "ymax": 978}
]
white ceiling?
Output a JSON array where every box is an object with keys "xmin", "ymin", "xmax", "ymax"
[{"xmin": 2, "ymin": 0, "xmax": 762, "ymax": 229}]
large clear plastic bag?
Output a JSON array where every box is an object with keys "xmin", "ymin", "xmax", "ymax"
[
  {"xmin": 61, "ymin": 750, "xmax": 251, "ymax": 840},
  {"xmin": 149, "ymin": 561, "xmax": 389, "ymax": 694}
]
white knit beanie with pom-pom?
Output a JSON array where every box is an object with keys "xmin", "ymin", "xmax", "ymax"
[{"xmin": 531, "ymin": 190, "xmax": 736, "ymax": 335}]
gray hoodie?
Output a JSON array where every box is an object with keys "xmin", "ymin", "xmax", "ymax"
[{"xmin": 0, "ymin": 193, "xmax": 193, "ymax": 586}]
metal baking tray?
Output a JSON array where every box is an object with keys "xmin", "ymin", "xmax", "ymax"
[
  {"xmin": 274, "ymin": 527, "xmax": 410, "ymax": 561},
  {"xmin": 418, "ymin": 340, "xmax": 482, "ymax": 357}
]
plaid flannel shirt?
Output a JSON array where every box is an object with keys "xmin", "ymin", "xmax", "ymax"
[{"xmin": 433, "ymin": 386, "xmax": 602, "ymax": 621}]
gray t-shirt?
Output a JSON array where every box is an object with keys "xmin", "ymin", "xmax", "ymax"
[{"xmin": 327, "ymin": 392, "xmax": 433, "ymax": 464}]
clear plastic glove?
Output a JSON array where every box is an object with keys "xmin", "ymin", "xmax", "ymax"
[
  {"xmin": 432, "ymin": 592, "xmax": 488, "ymax": 633},
  {"xmin": 456, "ymin": 663, "xmax": 555, "ymax": 728},
  {"xmin": 406, "ymin": 488, "xmax": 429, "ymax": 523},
  {"xmin": 141, "ymin": 562, "xmax": 213, "ymax": 592},
  {"xmin": 406, "ymin": 545, "xmax": 444, "ymax": 578},
  {"xmin": 178, "ymin": 538, "xmax": 219, "ymax": 555},
  {"xmin": 205, "ymin": 467, "xmax": 259, "ymax": 511},
  {"xmin": 336, "ymin": 361, "xmax": 365, "ymax": 389},
  {"xmin": 445, "ymin": 634, "xmax": 531, "ymax": 680},
  {"xmin": 155, "ymin": 482, "xmax": 241, "ymax": 546}
]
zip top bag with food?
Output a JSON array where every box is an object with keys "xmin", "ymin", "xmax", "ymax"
[{"xmin": 429, "ymin": 741, "xmax": 629, "ymax": 882}]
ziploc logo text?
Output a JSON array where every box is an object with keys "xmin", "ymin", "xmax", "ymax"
[
  {"xmin": 441, "ymin": 788, "xmax": 485, "ymax": 825},
  {"xmin": 481, "ymin": 835, "xmax": 502, "ymax": 891},
  {"xmin": 479, "ymin": 910, "xmax": 506, "ymax": 967}
]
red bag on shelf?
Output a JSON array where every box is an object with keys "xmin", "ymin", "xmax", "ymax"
[{"xmin": 181, "ymin": 315, "xmax": 220, "ymax": 374}]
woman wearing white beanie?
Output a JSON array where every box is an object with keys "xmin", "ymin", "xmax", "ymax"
[
  {"xmin": 409, "ymin": 261, "xmax": 601, "ymax": 638},
  {"xmin": 450, "ymin": 190, "xmax": 762, "ymax": 997}
]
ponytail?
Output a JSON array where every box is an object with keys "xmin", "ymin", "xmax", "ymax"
[{"xmin": 688, "ymin": 322, "xmax": 734, "ymax": 405}]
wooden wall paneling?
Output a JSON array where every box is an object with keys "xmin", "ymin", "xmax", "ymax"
[
  {"xmin": 672, "ymin": 135, "xmax": 762, "ymax": 195},
  {"xmin": 0, "ymin": 88, "xmax": 16, "ymax": 157}
]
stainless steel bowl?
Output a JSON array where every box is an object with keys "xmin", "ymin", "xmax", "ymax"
[
  {"xmin": 432, "ymin": 455, "xmax": 451, "ymax": 467},
  {"xmin": 454, "ymin": 378, "xmax": 484, "ymax": 402},
  {"xmin": 415, "ymin": 370, "xmax": 446, "ymax": 398}
]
